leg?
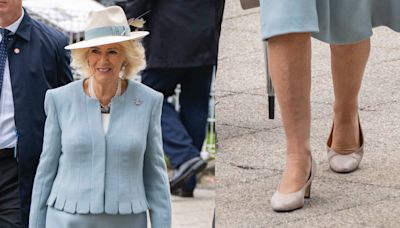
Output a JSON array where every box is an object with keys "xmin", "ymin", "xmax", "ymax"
[
  {"xmin": 161, "ymin": 101, "xmax": 200, "ymax": 167},
  {"xmin": 141, "ymin": 69, "xmax": 200, "ymax": 167},
  {"xmin": 268, "ymin": 33, "xmax": 312, "ymax": 193},
  {"xmin": 0, "ymin": 157, "xmax": 21, "ymax": 228},
  {"xmin": 141, "ymin": 68, "xmax": 179, "ymax": 97},
  {"xmin": 178, "ymin": 65, "xmax": 213, "ymax": 192},
  {"xmin": 180, "ymin": 65, "xmax": 213, "ymax": 150},
  {"xmin": 330, "ymin": 39, "xmax": 370, "ymax": 153}
]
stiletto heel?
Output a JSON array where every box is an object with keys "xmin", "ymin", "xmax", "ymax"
[
  {"xmin": 271, "ymin": 159, "xmax": 316, "ymax": 212},
  {"xmin": 304, "ymin": 183, "xmax": 311, "ymax": 198}
]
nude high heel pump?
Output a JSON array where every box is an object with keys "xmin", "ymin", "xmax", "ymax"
[
  {"xmin": 271, "ymin": 159, "xmax": 316, "ymax": 212},
  {"xmin": 327, "ymin": 120, "xmax": 364, "ymax": 173}
]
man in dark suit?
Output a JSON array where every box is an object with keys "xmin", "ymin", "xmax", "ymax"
[
  {"xmin": 0, "ymin": 1, "xmax": 73, "ymax": 227},
  {"xmin": 125, "ymin": 0, "xmax": 223, "ymax": 196}
]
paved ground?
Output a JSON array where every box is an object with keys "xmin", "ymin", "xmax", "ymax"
[
  {"xmin": 171, "ymin": 188, "xmax": 215, "ymax": 228},
  {"xmin": 170, "ymin": 163, "xmax": 215, "ymax": 228},
  {"xmin": 216, "ymin": 1, "xmax": 400, "ymax": 227}
]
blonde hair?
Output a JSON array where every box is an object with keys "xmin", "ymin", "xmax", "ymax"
[{"xmin": 70, "ymin": 40, "xmax": 146, "ymax": 79}]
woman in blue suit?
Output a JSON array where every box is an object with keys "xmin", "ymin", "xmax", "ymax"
[
  {"xmin": 259, "ymin": 0, "xmax": 400, "ymax": 212},
  {"xmin": 29, "ymin": 6, "xmax": 171, "ymax": 228}
]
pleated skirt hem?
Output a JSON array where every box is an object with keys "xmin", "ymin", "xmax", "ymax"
[{"xmin": 45, "ymin": 206, "xmax": 147, "ymax": 228}]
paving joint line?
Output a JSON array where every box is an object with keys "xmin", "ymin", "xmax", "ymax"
[
  {"xmin": 318, "ymin": 175, "xmax": 400, "ymax": 191},
  {"xmin": 221, "ymin": 26, "xmax": 258, "ymax": 34},
  {"xmin": 217, "ymin": 175, "xmax": 275, "ymax": 189},
  {"xmin": 220, "ymin": 160, "xmax": 282, "ymax": 174},
  {"xmin": 360, "ymin": 99, "xmax": 400, "ymax": 110},
  {"xmin": 223, "ymin": 11, "xmax": 259, "ymax": 21},
  {"xmin": 381, "ymin": 58, "xmax": 400, "ymax": 63},
  {"xmin": 218, "ymin": 111, "xmax": 335, "ymax": 138},
  {"xmin": 217, "ymin": 122, "xmax": 261, "ymax": 131},
  {"xmin": 216, "ymin": 126, "xmax": 277, "ymax": 141},
  {"xmin": 273, "ymin": 194, "xmax": 400, "ymax": 226},
  {"xmin": 216, "ymin": 88, "xmax": 265, "ymax": 97}
]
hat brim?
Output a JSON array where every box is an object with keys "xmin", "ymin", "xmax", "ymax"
[{"xmin": 65, "ymin": 31, "xmax": 149, "ymax": 50}]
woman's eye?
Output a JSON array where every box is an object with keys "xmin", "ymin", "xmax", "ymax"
[
  {"xmin": 109, "ymin": 50, "xmax": 118, "ymax": 54},
  {"xmin": 90, "ymin": 49, "xmax": 100, "ymax": 54}
]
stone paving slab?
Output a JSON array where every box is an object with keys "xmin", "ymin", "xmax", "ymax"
[
  {"xmin": 284, "ymin": 197, "xmax": 400, "ymax": 228},
  {"xmin": 216, "ymin": 51, "xmax": 266, "ymax": 94},
  {"xmin": 217, "ymin": 102, "xmax": 400, "ymax": 184},
  {"xmin": 216, "ymin": 172, "xmax": 400, "ymax": 227},
  {"xmin": 172, "ymin": 189, "xmax": 215, "ymax": 228},
  {"xmin": 216, "ymin": 161, "xmax": 276, "ymax": 189},
  {"xmin": 217, "ymin": 101, "xmax": 334, "ymax": 167},
  {"xmin": 217, "ymin": 93, "xmax": 270, "ymax": 131},
  {"xmin": 310, "ymin": 60, "xmax": 400, "ymax": 106},
  {"xmin": 370, "ymin": 27, "xmax": 400, "ymax": 49},
  {"xmin": 223, "ymin": 0, "xmax": 259, "ymax": 21},
  {"xmin": 216, "ymin": 123, "xmax": 257, "ymax": 141},
  {"xmin": 268, "ymin": 102, "xmax": 400, "ymax": 186},
  {"xmin": 217, "ymin": 24, "xmax": 331, "ymax": 95},
  {"xmin": 219, "ymin": 14, "xmax": 261, "ymax": 59}
]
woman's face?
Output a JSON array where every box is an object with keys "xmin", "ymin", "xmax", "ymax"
[{"xmin": 87, "ymin": 43, "xmax": 125, "ymax": 83}]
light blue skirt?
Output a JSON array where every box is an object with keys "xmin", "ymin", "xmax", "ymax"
[
  {"xmin": 46, "ymin": 206, "xmax": 147, "ymax": 228},
  {"xmin": 260, "ymin": 0, "xmax": 400, "ymax": 44}
]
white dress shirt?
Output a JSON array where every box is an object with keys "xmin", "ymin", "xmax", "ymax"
[{"xmin": 0, "ymin": 10, "xmax": 24, "ymax": 149}]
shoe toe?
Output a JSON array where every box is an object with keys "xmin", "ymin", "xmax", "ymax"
[
  {"xmin": 329, "ymin": 155, "xmax": 358, "ymax": 173},
  {"xmin": 171, "ymin": 188, "xmax": 194, "ymax": 197},
  {"xmin": 170, "ymin": 157, "xmax": 207, "ymax": 190},
  {"xmin": 270, "ymin": 191, "xmax": 304, "ymax": 212}
]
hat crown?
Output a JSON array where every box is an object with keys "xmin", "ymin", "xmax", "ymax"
[
  {"xmin": 64, "ymin": 6, "xmax": 149, "ymax": 50},
  {"xmin": 86, "ymin": 6, "xmax": 129, "ymax": 31}
]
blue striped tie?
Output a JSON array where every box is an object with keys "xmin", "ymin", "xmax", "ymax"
[{"xmin": 0, "ymin": 28, "xmax": 8, "ymax": 99}]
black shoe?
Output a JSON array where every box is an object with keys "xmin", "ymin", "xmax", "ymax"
[
  {"xmin": 169, "ymin": 157, "xmax": 207, "ymax": 191},
  {"xmin": 171, "ymin": 188, "xmax": 194, "ymax": 198}
]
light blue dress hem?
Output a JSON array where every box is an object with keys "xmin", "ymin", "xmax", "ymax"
[
  {"xmin": 260, "ymin": 0, "xmax": 400, "ymax": 44},
  {"xmin": 261, "ymin": 16, "xmax": 319, "ymax": 42}
]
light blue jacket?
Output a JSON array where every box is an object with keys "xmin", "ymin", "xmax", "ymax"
[{"xmin": 29, "ymin": 79, "xmax": 171, "ymax": 228}]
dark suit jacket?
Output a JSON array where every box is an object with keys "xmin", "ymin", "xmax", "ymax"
[
  {"xmin": 5, "ymin": 11, "xmax": 73, "ymax": 228},
  {"xmin": 125, "ymin": 0, "xmax": 223, "ymax": 68}
]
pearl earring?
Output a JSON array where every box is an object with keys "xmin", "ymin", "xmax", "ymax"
[{"xmin": 120, "ymin": 63, "xmax": 127, "ymax": 79}]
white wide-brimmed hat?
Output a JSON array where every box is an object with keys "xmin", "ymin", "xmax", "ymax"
[{"xmin": 65, "ymin": 6, "xmax": 149, "ymax": 50}]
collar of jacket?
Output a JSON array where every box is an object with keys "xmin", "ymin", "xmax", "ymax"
[{"xmin": 13, "ymin": 8, "xmax": 32, "ymax": 42}]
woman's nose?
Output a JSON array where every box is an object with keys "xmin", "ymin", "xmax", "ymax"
[{"xmin": 99, "ymin": 53, "xmax": 109, "ymax": 62}]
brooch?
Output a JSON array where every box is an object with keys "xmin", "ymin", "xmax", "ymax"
[{"xmin": 133, "ymin": 98, "xmax": 142, "ymax": 106}]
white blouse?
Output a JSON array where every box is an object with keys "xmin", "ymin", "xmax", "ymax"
[{"xmin": 101, "ymin": 113, "xmax": 110, "ymax": 133}]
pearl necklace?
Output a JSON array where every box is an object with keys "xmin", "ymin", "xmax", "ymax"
[{"xmin": 88, "ymin": 77, "xmax": 121, "ymax": 114}]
